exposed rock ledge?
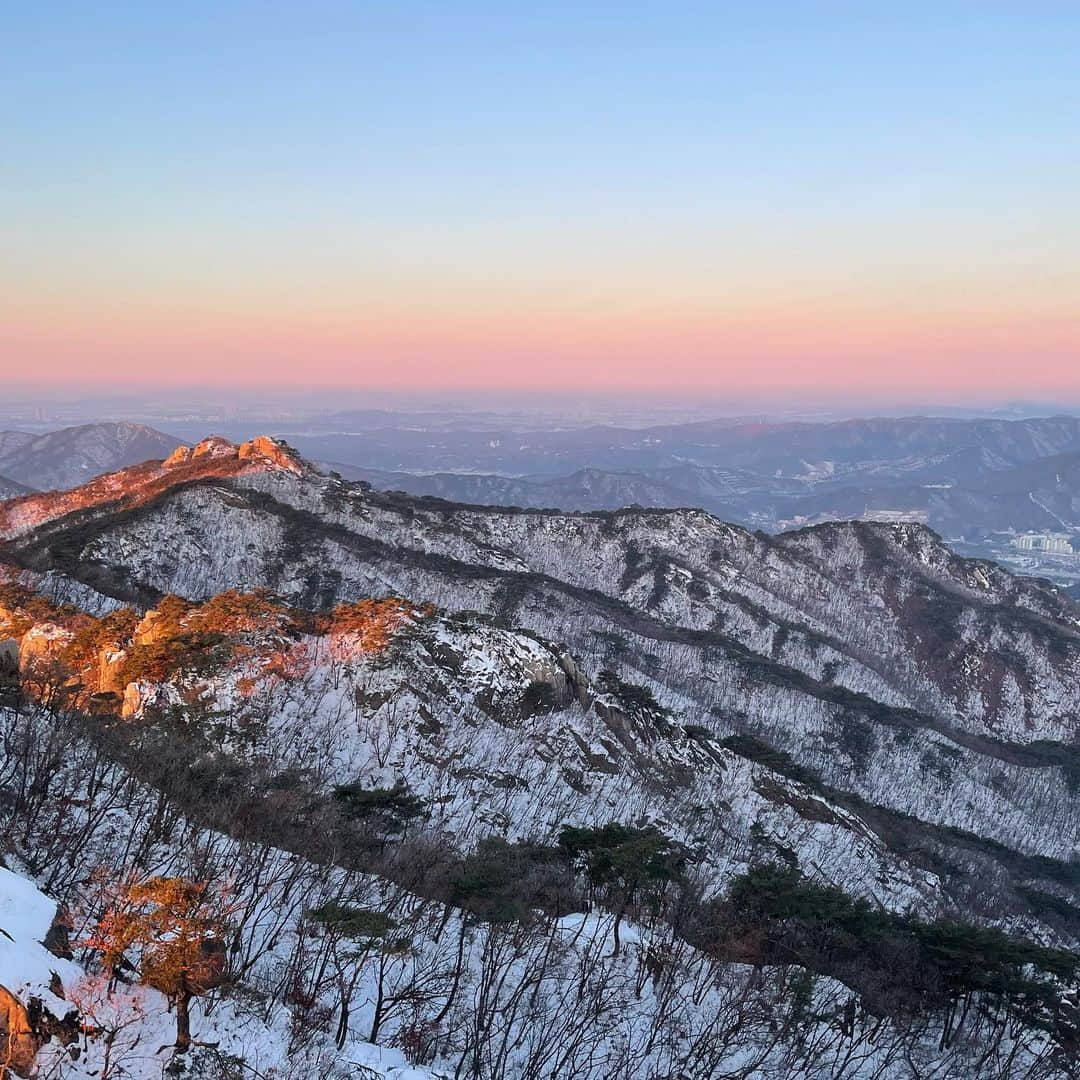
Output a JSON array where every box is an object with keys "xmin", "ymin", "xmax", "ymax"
[{"xmin": 164, "ymin": 435, "xmax": 303, "ymax": 474}]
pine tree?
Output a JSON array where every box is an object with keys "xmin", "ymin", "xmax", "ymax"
[{"xmin": 86, "ymin": 876, "xmax": 235, "ymax": 1052}]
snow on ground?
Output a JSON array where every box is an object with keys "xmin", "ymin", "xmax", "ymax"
[
  {"xmin": 0, "ymin": 865, "xmax": 80, "ymax": 1019},
  {"xmin": 0, "ymin": 865, "xmax": 439, "ymax": 1080}
]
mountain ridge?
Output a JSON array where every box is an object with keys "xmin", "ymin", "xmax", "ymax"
[
  {"xmin": 0, "ymin": 435, "xmax": 1077, "ymax": 1077},
  {"xmin": 2, "ymin": 438, "xmax": 1076, "ymax": 841}
]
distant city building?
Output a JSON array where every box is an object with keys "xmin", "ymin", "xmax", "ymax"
[{"xmin": 1011, "ymin": 533, "xmax": 1077, "ymax": 556}]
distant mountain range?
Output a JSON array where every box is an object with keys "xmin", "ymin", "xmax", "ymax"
[
  {"xmin": 320, "ymin": 415, "xmax": 1080, "ymax": 539},
  {"xmin": 9, "ymin": 415, "xmax": 1080, "ymax": 547},
  {"xmin": 236, "ymin": 413, "xmax": 1080, "ymax": 482},
  {"xmin": 323, "ymin": 461, "xmax": 793, "ymax": 514},
  {"xmin": 0, "ymin": 421, "xmax": 180, "ymax": 491}
]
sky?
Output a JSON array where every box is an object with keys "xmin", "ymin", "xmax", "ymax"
[{"xmin": 2, "ymin": 2, "xmax": 1078, "ymax": 404}]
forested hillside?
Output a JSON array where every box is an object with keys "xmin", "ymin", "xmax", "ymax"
[{"xmin": 0, "ymin": 437, "xmax": 1076, "ymax": 1078}]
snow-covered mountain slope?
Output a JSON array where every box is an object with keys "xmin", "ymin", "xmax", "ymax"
[
  {"xmin": 0, "ymin": 436, "xmax": 1077, "ymax": 1077},
  {"xmin": 0, "ymin": 423, "xmax": 181, "ymax": 493},
  {"xmin": 0, "ymin": 585, "xmax": 947, "ymax": 919},
  {"xmin": 0, "ymin": 859, "xmax": 438, "ymax": 1080},
  {"xmin": 10, "ymin": 439, "xmax": 1080, "ymax": 740},
  {"xmin": 11, "ymin": 724, "xmax": 1055, "ymax": 1080},
  {"xmin": 4, "ymin": 438, "xmax": 1076, "ymax": 856},
  {"xmin": 0, "ymin": 609, "xmax": 1075, "ymax": 1078}
]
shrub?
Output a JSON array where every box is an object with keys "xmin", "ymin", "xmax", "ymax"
[
  {"xmin": 558, "ymin": 822, "xmax": 692, "ymax": 953},
  {"xmin": 331, "ymin": 781, "xmax": 428, "ymax": 845},
  {"xmin": 724, "ymin": 865, "xmax": 1079, "ymax": 1035},
  {"xmin": 450, "ymin": 838, "xmax": 569, "ymax": 923},
  {"xmin": 311, "ymin": 903, "xmax": 396, "ymax": 941}
]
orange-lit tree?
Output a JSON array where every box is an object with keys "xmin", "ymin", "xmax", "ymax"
[{"xmin": 86, "ymin": 876, "xmax": 235, "ymax": 1053}]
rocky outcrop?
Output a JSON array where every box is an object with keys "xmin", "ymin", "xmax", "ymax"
[
  {"xmin": 164, "ymin": 435, "xmax": 235, "ymax": 467},
  {"xmin": 96, "ymin": 648, "xmax": 128, "ymax": 696},
  {"xmin": 17, "ymin": 625, "xmax": 74, "ymax": 680},
  {"xmin": 161, "ymin": 445, "xmax": 193, "ymax": 468},
  {"xmin": 0, "ymin": 984, "xmax": 37, "ymax": 1079},
  {"xmin": 237, "ymin": 436, "xmax": 303, "ymax": 473},
  {"xmin": 0, "ymin": 985, "xmax": 79, "ymax": 1078},
  {"xmin": 121, "ymin": 679, "xmax": 176, "ymax": 719},
  {"xmin": 0, "ymin": 434, "xmax": 308, "ymax": 542},
  {"xmin": 165, "ymin": 436, "xmax": 302, "ymax": 475},
  {"xmin": 41, "ymin": 907, "xmax": 73, "ymax": 962},
  {"xmin": 132, "ymin": 609, "xmax": 169, "ymax": 646}
]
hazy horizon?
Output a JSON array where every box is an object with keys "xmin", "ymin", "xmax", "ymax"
[{"xmin": 6, "ymin": 381, "xmax": 1080, "ymax": 430}]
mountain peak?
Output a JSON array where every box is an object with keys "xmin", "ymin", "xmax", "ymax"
[
  {"xmin": 0, "ymin": 421, "xmax": 181, "ymax": 492},
  {"xmin": 164, "ymin": 434, "xmax": 304, "ymax": 474},
  {"xmin": 0, "ymin": 434, "xmax": 309, "ymax": 541}
]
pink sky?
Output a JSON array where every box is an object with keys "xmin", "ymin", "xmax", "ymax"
[{"xmin": 4, "ymin": 290, "xmax": 1077, "ymax": 401}]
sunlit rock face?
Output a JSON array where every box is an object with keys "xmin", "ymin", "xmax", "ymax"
[
  {"xmin": 165, "ymin": 435, "xmax": 304, "ymax": 474},
  {"xmin": 237, "ymin": 435, "xmax": 304, "ymax": 473},
  {"xmin": 0, "ymin": 984, "xmax": 38, "ymax": 1078},
  {"xmin": 17, "ymin": 623, "xmax": 74, "ymax": 677}
]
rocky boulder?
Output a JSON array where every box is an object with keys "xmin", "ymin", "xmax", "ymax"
[
  {"xmin": 0, "ymin": 868, "xmax": 82, "ymax": 1079},
  {"xmin": 96, "ymin": 647, "xmax": 128, "ymax": 696},
  {"xmin": 164, "ymin": 435, "xmax": 304, "ymax": 475},
  {"xmin": 17, "ymin": 625, "xmax": 74, "ymax": 682},
  {"xmin": 0, "ymin": 985, "xmax": 37, "ymax": 1079},
  {"xmin": 238, "ymin": 436, "xmax": 304, "ymax": 473},
  {"xmin": 163, "ymin": 435, "xmax": 237, "ymax": 468}
]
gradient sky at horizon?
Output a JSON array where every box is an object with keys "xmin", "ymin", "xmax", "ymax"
[{"xmin": 3, "ymin": 3, "xmax": 1078, "ymax": 403}]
